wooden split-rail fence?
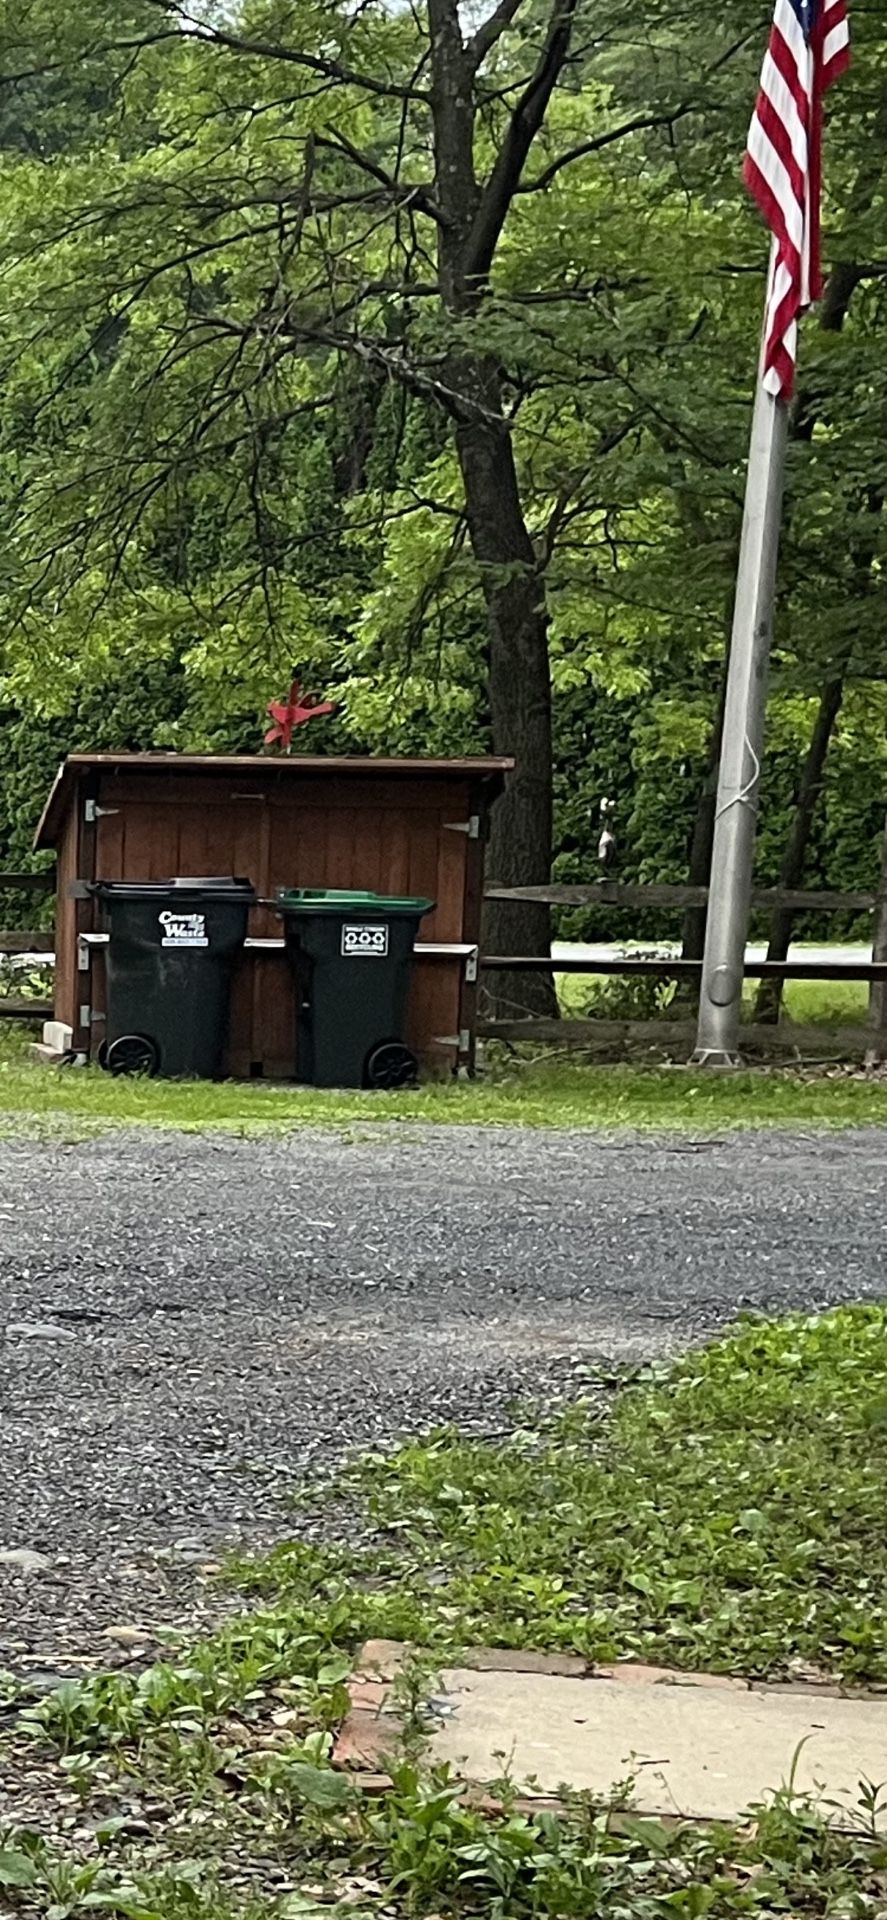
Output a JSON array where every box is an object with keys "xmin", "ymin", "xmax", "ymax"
[
  {"xmin": 0, "ymin": 870, "xmax": 56, "ymax": 1018},
  {"xmin": 478, "ymin": 869, "xmax": 887, "ymax": 1060}
]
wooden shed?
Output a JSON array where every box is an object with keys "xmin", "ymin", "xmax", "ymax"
[{"xmin": 35, "ymin": 753, "xmax": 511, "ymax": 1077}]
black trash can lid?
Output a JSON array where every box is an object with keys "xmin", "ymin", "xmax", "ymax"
[
  {"xmin": 277, "ymin": 887, "xmax": 434, "ymax": 916},
  {"xmin": 94, "ymin": 876, "xmax": 255, "ymax": 898}
]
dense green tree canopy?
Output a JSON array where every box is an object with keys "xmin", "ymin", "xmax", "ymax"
[{"xmin": 0, "ymin": 0, "xmax": 885, "ymax": 959}]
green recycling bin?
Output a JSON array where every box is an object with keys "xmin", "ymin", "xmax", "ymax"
[
  {"xmin": 94, "ymin": 877, "xmax": 254, "ymax": 1077},
  {"xmin": 277, "ymin": 888, "xmax": 434, "ymax": 1089}
]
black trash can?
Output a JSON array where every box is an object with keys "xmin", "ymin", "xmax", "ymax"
[
  {"xmin": 278, "ymin": 888, "xmax": 434, "ymax": 1089},
  {"xmin": 94, "ymin": 877, "xmax": 254, "ymax": 1077}
]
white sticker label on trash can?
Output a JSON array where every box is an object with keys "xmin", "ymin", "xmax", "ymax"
[
  {"xmin": 159, "ymin": 910, "xmax": 208, "ymax": 948},
  {"xmin": 342, "ymin": 923, "xmax": 388, "ymax": 958}
]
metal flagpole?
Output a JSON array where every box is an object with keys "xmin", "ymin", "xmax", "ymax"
[{"xmin": 692, "ymin": 240, "xmax": 790, "ymax": 1066}]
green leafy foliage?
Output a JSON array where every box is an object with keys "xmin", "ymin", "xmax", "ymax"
[
  {"xmin": 0, "ymin": 1846, "xmax": 38, "ymax": 1888},
  {"xmin": 24, "ymin": 1623, "xmax": 351, "ymax": 1755},
  {"xmin": 4, "ymin": 1785, "xmax": 886, "ymax": 1920},
  {"xmin": 0, "ymin": 2, "xmax": 885, "ymax": 925},
  {"xmin": 255, "ymin": 1306, "xmax": 887, "ymax": 1684}
]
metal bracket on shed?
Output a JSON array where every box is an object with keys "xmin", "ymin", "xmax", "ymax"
[
  {"xmin": 444, "ymin": 814, "xmax": 480, "ymax": 839},
  {"xmin": 83, "ymin": 799, "xmax": 119, "ymax": 824},
  {"xmin": 78, "ymin": 931, "xmax": 109, "ymax": 969}
]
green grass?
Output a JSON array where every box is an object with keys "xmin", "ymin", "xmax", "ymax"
[
  {"xmin": 7, "ymin": 1310, "xmax": 887, "ymax": 1919},
  {"xmin": 557, "ymin": 971, "xmax": 869, "ymax": 1026},
  {"xmin": 1, "ymin": 1027, "xmax": 887, "ymax": 1136},
  {"xmin": 244, "ymin": 1305, "xmax": 887, "ymax": 1687},
  {"xmin": 780, "ymin": 977, "xmax": 868, "ymax": 1023}
]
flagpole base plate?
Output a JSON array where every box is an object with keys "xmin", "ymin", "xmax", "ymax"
[{"xmin": 689, "ymin": 1047, "xmax": 745, "ymax": 1070}]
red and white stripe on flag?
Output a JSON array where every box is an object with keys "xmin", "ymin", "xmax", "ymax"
[{"xmin": 744, "ymin": 0, "xmax": 850, "ymax": 400}]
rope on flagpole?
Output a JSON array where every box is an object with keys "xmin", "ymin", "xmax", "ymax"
[{"xmin": 714, "ymin": 736, "xmax": 762, "ymax": 821}]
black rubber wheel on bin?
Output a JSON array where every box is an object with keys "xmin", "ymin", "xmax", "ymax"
[
  {"xmin": 105, "ymin": 1033, "xmax": 160, "ymax": 1078},
  {"xmin": 364, "ymin": 1040, "xmax": 419, "ymax": 1090}
]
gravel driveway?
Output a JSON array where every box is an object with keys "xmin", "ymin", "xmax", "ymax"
[{"xmin": 1, "ymin": 1123, "xmax": 885, "ymax": 1681}]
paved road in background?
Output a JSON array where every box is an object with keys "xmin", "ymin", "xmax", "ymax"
[
  {"xmin": 1, "ymin": 1124, "xmax": 884, "ymax": 1668},
  {"xmin": 552, "ymin": 942, "xmax": 871, "ymax": 966}
]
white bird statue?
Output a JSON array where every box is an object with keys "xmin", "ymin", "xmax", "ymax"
[{"xmin": 597, "ymin": 796, "xmax": 616, "ymax": 869}]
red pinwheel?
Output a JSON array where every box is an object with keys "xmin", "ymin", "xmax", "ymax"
[{"xmin": 264, "ymin": 675, "xmax": 336, "ymax": 752}]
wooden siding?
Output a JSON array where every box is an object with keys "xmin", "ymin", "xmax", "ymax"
[{"xmin": 51, "ymin": 760, "xmax": 494, "ymax": 1075}]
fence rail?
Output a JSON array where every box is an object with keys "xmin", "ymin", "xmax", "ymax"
[
  {"xmin": 1, "ymin": 870, "xmax": 884, "ymax": 1052},
  {"xmin": 485, "ymin": 881, "xmax": 881, "ymax": 912},
  {"xmin": 0, "ymin": 871, "xmax": 56, "ymax": 893},
  {"xmin": 0, "ymin": 930, "xmax": 55, "ymax": 954},
  {"xmin": 481, "ymin": 955, "xmax": 887, "ymax": 981},
  {"xmin": 479, "ymin": 1018, "xmax": 887, "ymax": 1054}
]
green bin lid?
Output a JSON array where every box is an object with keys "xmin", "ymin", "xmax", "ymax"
[{"xmin": 277, "ymin": 887, "xmax": 434, "ymax": 916}]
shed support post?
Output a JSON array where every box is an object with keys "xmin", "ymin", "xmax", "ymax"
[{"xmin": 72, "ymin": 774, "xmax": 99, "ymax": 1058}]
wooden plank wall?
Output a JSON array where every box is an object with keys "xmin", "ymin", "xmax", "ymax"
[{"xmin": 86, "ymin": 769, "xmax": 476, "ymax": 1074}]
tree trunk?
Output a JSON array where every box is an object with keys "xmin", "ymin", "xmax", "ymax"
[
  {"xmin": 454, "ymin": 361, "xmax": 557, "ymax": 1018},
  {"xmin": 674, "ymin": 579, "xmax": 735, "ymax": 1015},
  {"xmin": 681, "ymin": 765, "xmax": 718, "ymax": 963},
  {"xmin": 754, "ymin": 467, "xmax": 882, "ymax": 1021},
  {"xmin": 425, "ymin": 0, "xmax": 567, "ymax": 1020},
  {"xmin": 332, "ymin": 365, "xmax": 387, "ymax": 498},
  {"xmin": 753, "ymin": 677, "xmax": 845, "ymax": 1022},
  {"xmin": 865, "ymin": 815, "xmax": 887, "ymax": 1070},
  {"xmin": 681, "ymin": 657, "xmax": 730, "ymax": 967}
]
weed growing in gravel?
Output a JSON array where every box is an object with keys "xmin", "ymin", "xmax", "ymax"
[
  {"xmin": 24, "ymin": 1623, "xmax": 352, "ymax": 1755},
  {"xmin": 0, "ymin": 1832, "xmax": 281, "ymax": 1919},
  {"xmin": 339, "ymin": 1767, "xmax": 887, "ymax": 1914},
  {"xmin": 3, "ymin": 1772, "xmax": 886, "ymax": 1920},
  {"xmin": 241, "ymin": 1305, "xmax": 887, "ymax": 1685}
]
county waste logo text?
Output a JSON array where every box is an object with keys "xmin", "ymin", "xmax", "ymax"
[{"xmin": 159, "ymin": 911, "xmax": 209, "ymax": 948}]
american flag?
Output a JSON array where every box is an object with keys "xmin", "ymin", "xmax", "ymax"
[{"xmin": 744, "ymin": 0, "xmax": 850, "ymax": 399}]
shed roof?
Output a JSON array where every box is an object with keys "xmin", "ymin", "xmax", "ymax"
[{"xmin": 35, "ymin": 752, "xmax": 513, "ymax": 849}]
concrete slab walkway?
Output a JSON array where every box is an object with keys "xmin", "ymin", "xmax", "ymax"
[{"xmin": 337, "ymin": 1643, "xmax": 887, "ymax": 1828}]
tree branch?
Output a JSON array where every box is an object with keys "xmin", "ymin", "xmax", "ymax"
[
  {"xmin": 462, "ymin": 0, "xmax": 580, "ymax": 285},
  {"xmin": 1, "ymin": 30, "xmax": 181, "ymax": 85},
  {"xmin": 204, "ymin": 307, "xmax": 508, "ymax": 426},
  {"xmin": 140, "ymin": 0, "xmax": 428, "ymax": 102},
  {"xmin": 520, "ymin": 27, "xmax": 758, "ymax": 193},
  {"xmin": 519, "ymin": 103, "xmax": 700, "ymax": 192},
  {"xmin": 466, "ymin": 0, "xmax": 528, "ymax": 73},
  {"xmin": 313, "ymin": 132, "xmax": 444, "ymax": 222},
  {"xmin": 314, "ymin": 130, "xmax": 400, "ymax": 192}
]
